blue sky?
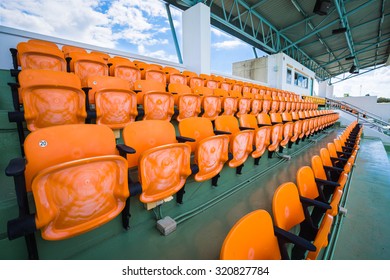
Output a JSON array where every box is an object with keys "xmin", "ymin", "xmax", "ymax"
[{"xmin": 1, "ymin": 0, "xmax": 389, "ymax": 98}]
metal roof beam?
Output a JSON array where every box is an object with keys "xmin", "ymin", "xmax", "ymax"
[
  {"xmin": 330, "ymin": 64, "xmax": 387, "ymax": 84},
  {"xmin": 231, "ymin": 0, "xmax": 269, "ymax": 22}
]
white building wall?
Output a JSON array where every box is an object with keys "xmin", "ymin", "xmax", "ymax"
[
  {"xmin": 319, "ymin": 81, "xmax": 334, "ymax": 98},
  {"xmin": 232, "ymin": 53, "xmax": 315, "ymax": 96}
]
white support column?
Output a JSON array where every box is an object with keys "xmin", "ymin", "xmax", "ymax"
[
  {"xmin": 182, "ymin": 3, "xmax": 210, "ymax": 75},
  {"xmin": 318, "ymin": 81, "xmax": 334, "ymax": 98}
]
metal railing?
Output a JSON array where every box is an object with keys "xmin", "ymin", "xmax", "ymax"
[{"xmin": 326, "ymin": 97, "xmax": 390, "ymax": 136}]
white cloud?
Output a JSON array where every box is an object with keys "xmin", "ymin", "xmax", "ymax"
[
  {"xmin": 212, "ymin": 39, "xmax": 246, "ymax": 50},
  {"xmin": 211, "ymin": 27, "xmax": 230, "ymax": 37},
  {"xmin": 0, "ymin": 0, "xmax": 181, "ymax": 54},
  {"xmin": 138, "ymin": 44, "xmax": 178, "ymax": 63}
]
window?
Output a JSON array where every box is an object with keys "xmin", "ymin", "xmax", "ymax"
[
  {"xmin": 294, "ymin": 72, "xmax": 308, "ymax": 89},
  {"xmin": 286, "ymin": 68, "xmax": 292, "ymax": 84}
]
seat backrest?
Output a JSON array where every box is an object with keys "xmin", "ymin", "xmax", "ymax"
[
  {"xmin": 327, "ymin": 142, "xmax": 338, "ymax": 158},
  {"xmin": 17, "ymin": 42, "xmax": 66, "ymax": 71},
  {"xmin": 239, "ymin": 114, "xmax": 258, "ymax": 129},
  {"xmin": 69, "ymin": 52, "xmax": 108, "ymax": 86},
  {"xmin": 220, "ymin": 210, "xmax": 281, "ymax": 260},
  {"xmin": 144, "ymin": 68, "xmax": 167, "ymax": 84},
  {"xmin": 320, "ymin": 148, "xmax": 333, "ymax": 167},
  {"xmin": 19, "ymin": 69, "xmax": 87, "ymax": 132},
  {"xmin": 28, "ymin": 39, "xmax": 58, "ymax": 48},
  {"xmin": 296, "ymin": 166, "xmax": 320, "ymax": 200},
  {"xmin": 24, "ymin": 124, "xmax": 118, "ymax": 192},
  {"xmin": 62, "ymin": 45, "xmax": 87, "ymax": 57},
  {"xmin": 24, "ymin": 124, "xmax": 128, "ymax": 240},
  {"xmin": 108, "ymin": 57, "xmax": 140, "ymax": 89},
  {"xmin": 250, "ymin": 99, "xmax": 262, "ymax": 115},
  {"xmin": 87, "ymin": 76, "xmax": 138, "ymax": 128},
  {"xmin": 178, "ymin": 117, "xmax": 215, "ymax": 152},
  {"xmin": 122, "ymin": 120, "xmax": 178, "ymax": 168},
  {"xmin": 215, "ymin": 115, "xmax": 240, "ymax": 134},
  {"xmin": 133, "ymin": 79, "xmax": 167, "ymax": 104},
  {"xmin": 311, "ymin": 155, "xmax": 327, "ymax": 180},
  {"xmin": 272, "ymin": 182, "xmax": 306, "ymax": 231}
]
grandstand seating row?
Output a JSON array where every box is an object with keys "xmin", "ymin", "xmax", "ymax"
[{"xmin": 220, "ymin": 121, "xmax": 362, "ymax": 260}]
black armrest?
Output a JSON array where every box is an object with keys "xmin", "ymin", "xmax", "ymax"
[
  {"xmin": 5, "ymin": 158, "xmax": 26, "ymax": 177},
  {"xmin": 7, "ymin": 214, "xmax": 37, "ymax": 240},
  {"xmin": 342, "ymin": 145, "xmax": 353, "ymax": 151},
  {"xmin": 116, "ymin": 144, "xmax": 136, "ymax": 158},
  {"xmin": 8, "ymin": 111, "xmax": 25, "ymax": 122},
  {"xmin": 315, "ymin": 178, "xmax": 340, "ymax": 188},
  {"xmin": 65, "ymin": 57, "xmax": 72, "ymax": 72},
  {"xmin": 82, "ymin": 87, "xmax": 92, "ymax": 110},
  {"xmin": 239, "ymin": 126, "xmax": 255, "ymax": 131},
  {"xmin": 330, "ymin": 156, "xmax": 348, "ymax": 162},
  {"xmin": 10, "ymin": 69, "xmax": 21, "ymax": 78},
  {"xmin": 10, "ymin": 48, "xmax": 18, "ymax": 70},
  {"xmin": 300, "ymin": 196, "xmax": 331, "ymax": 210},
  {"xmin": 176, "ymin": 136, "xmax": 195, "ymax": 143},
  {"xmin": 274, "ymin": 226, "xmax": 316, "ymax": 252},
  {"xmin": 8, "ymin": 82, "xmax": 20, "ymax": 111},
  {"xmin": 337, "ymin": 151, "xmax": 352, "ymax": 157},
  {"xmin": 323, "ymin": 165, "xmax": 343, "ymax": 173},
  {"xmin": 214, "ymin": 130, "xmax": 231, "ymax": 135}
]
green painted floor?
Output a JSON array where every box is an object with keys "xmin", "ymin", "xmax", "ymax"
[{"xmin": 331, "ymin": 138, "xmax": 390, "ymax": 260}]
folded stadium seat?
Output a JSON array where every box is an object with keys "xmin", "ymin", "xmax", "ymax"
[
  {"xmin": 214, "ymin": 88, "xmax": 238, "ymax": 116},
  {"xmin": 5, "ymin": 124, "xmax": 132, "ymax": 259},
  {"xmin": 327, "ymin": 142, "xmax": 354, "ymax": 169},
  {"xmin": 11, "ymin": 41, "xmax": 66, "ymax": 74},
  {"xmin": 142, "ymin": 64, "xmax": 167, "ymax": 84},
  {"xmin": 133, "ymin": 80, "xmax": 174, "ymax": 121},
  {"xmin": 183, "ymin": 70, "xmax": 205, "ymax": 89},
  {"xmin": 220, "ymin": 209, "xmax": 316, "ymax": 260},
  {"xmin": 220, "ymin": 81, "xmax": 232, "ymax": 91},
  {"xmin": 86, "ymin": 76, "xmax": 138, "ymax": 134},
  {"xmin": 296, "ymin": 166, "xmax": 342, "ymax": 223},
  {"xmin": 61, "ymin": 45, "xmax": 87, "ymax": 58},
  {"xmin": 122, "ymin": 120, "xmax": 192, "ymax": 207},
  {"xmin": 214, "ymin": 115, "xmax": 254, "ymax": 174},
  {"xmin": 272, "ymin": 182, "xmax": 334, "ymax": 260},
  {"xmin": 260, "ymin": 113, "xmax": 283, "ymax": 158},
  {"xmin": 311, "ymin": 155, "xmax": 349, "ymax": 200},
  {"xmin": 282, "ymin": 111, "xmax": 302, "ymax": 145},
  {"xmin": 168, "ymin": 83, "xmax": 201, "ymax": 121},
  {"xmin": 238, "ymin": 114, "xmax": 271, "ymax": 165},
  {"xmin": 13, "ymin": 69, "xmax": 87, "ymax": 133},
  {"xmin": 178, "ymin": 117, "xmax": 229, "ymax": 187},
  {"xmin": 333, "ymin": 139, "xmax": 357, "ymax": 161},
  {"xmin": 108, "ymin": 56, "xmax": 141, "ymax": 90},
  {"xmin": 320, "ymin": 147, "xmax": 352, "ymax": 182},
  {"xmin": 279, "ymin": 113, "xmax": 295, "ymax": 151},
  {"xmin": 163, "ymin": 66, "xmax": 187, "ymax": 85},
  {"xmin": 67, "ymin": 52, "xmax": 108, "ymax": 86},
  {"xmin": 230, "ymin": 90, "xmax": 252, "ymax": 118},
  {"xmin": 193, "ymin": 86, "xmax": 222, "ymax": 121},
  {"xmin": 261, "ymin": 95, "xmax": 272, "ymax": 114}
]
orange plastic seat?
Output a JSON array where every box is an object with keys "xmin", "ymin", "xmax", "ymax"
[
  {"xmin": 90, "ymin": 51, "xmax": 110, "ymax": 61},
  {"xmin": 194, "ymin": 86, "xmax": 222, "ymax": 120},
  {"xmin": 16, "ymin": 42, "xmax": 66, "ymax": 71},
  {"xmin": 68, "ymin": 52, "xmax": 108, "ymax": 86},
  {"xmin": 272, "ymin": 182, "xmax": 333, "ymax": 259},
  {"xmin": 179, "ymin": 117, "xmax": 229, "ymax": 184},
  {"xmin": 220, "ymin": 210, "xmax": 281, "ymax": 260},
  {"xmin": 19, "ymin": 69, "xmax": 87, "ymax": 131},
  {"xmin": 164, "ymin": 67, "xmax": 186, "ymax": 85},
  {"xmin": 214, "ymin": 89, "xmax": 238, "ymax": 116},
  {"xmin": 5, "ymin": 124, "xmax": 130, "ymax": 258},
  {"xmin": 87, "ymin": 76, "xmax": 138, "ymax": 129},
  {"xmin": 320, "ymin": 147, "xmax": 351, "ymax": 176},
  {"xmin": 134, "ymin": 80, "xmax": 174, "ymax": 120},
  {"xmin": 122, "ymin": 120, "xmax": 191, "ymax": 204},
  {"xmin": 143, "ymin": 65, "xmax": 167, "ymax": 84},
  {"xmin": 168, "ymin": 83, "xmax": 201, "ymax": 121},
  {"xmin": 297, "ymin": 166, "xmax": 342, "ymax": 218},
  {"xmin": 27, "ymin": 39, "xmax": 58, "ymax": 48},
  {"xmin": 215, "ymin": 115, "xmax": 254, "ymax": 173},
  {"xmin": 108, "ymin": 57, "xmax": 141, "ymax": 90},
  {"xmin": 239, "ymin": 114, "xmax": 271, "ymax": 165}
]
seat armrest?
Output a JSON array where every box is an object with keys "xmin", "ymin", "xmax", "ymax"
[
  {"xmin": 116, "ymin": 144, "xmax": 136, "ymax": 158},
  {"xmin": 214, "ymin": 130, "xmax": 231, "ymax": 135},
  {"xmin": 274, "ymin": 226, "xmax": 316, "ymax": 252},
  {"xmin": 300, "ymin": 196, "xmax": 331, "ymax": 210},
  {"xmin": 323, "ymin": 165, "xmax": 344, "ymax": 173},
  {"xmin": 239, "ymin": 126, "xmax": 255, "ymax": 131},
  {"xmin": 315, "ymin": 177, "xmax": 341, "ymax": 188},
  {"xmin": 5, "ymin": 158, "xmax": 26, "ymax": 177},
  {"xmin": 176, "ymin": 136, "xmax": 195, "ymax": 143},
  {"xmin": 330, "ymin": 156, "xmax": 348, "ymax": 162}
]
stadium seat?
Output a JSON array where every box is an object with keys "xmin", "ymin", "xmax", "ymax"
[
  {"xmin": 122, "ymin": 120, "xmax": 192, "ymax": 206},
  {"xmin": 62, "ymin": 45, "xmax": 87, "ymax": 57},
  {"xmin": 238, "ymin": 114, "xmax": 271, "ymax": 165},
  {"xmin": 168, "ymin": 83, "xmax": 201, "ymax": 121},
  {"xmin": 178, "ymin": 117, "xmax": 229, "ymax": 186},
  {"xmin": 214, "ymin": 115, "xmax": 254, "ymax": 174},
  {"xmin": 220, "ymin": 210, "xmax": 316, "ymax": 260},
  {"xmin": 108, "ymin": 57, "xmax": 141, "ymax": 90},
  {"xmin": 134, "ymin": 80, "xmax": 174, "ymax": 120},
  {"xmin": 194, "ymin": 86, "xmax": 222, "ymax": 120},
  {"xmin": 67, "ymin": 52, "xmax": 108, "ymax": 86},
  {"xmin": 17, "ymin": 69, "xmax": 87, "ymax": 132},
  {"xmin": 272, "ymin": 182, "xmax": 333, "ymax": 259},
  {"xmin": 87, "ymin": 76, "xmax": 138, "ymax": 130},
  {"xmin": 5, "ymin": 124, "xmax": 131, "ymax": 259}
]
